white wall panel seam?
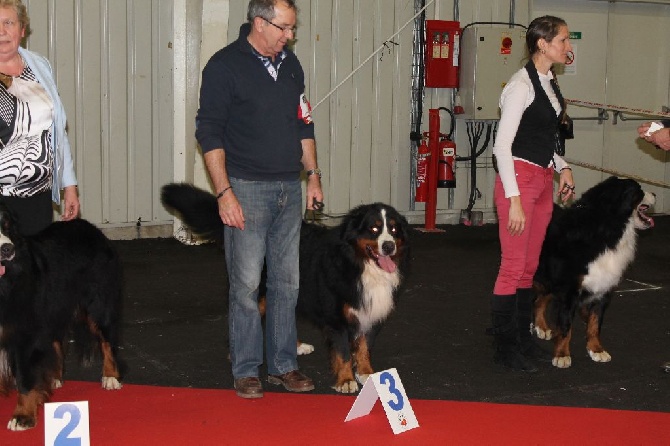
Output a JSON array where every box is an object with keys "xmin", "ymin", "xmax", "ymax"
[
  {"xmin": 151, "ymin": 0, "xmax": 160, "ymax": 222},
  {"xmin": 351, "ymin": 0, "xmax": 360, "ymax": 204},
  {"xmin": 100, "ymin": 0, "xmax": 111, "ymax": 222},
  {"xmin": 127, "ymin": 0, "xmax": 136, "ymax": 221},
  {"xmin": 390, "ymin": 0, "xmax": 403, "ymax": 208},
  {"xmin": 329, "ymin": 0, "xmax": 339, "ymax": 210},
  {"xmin": 48, "ymin": 0, "xmax": 55, "ymax": 67}
]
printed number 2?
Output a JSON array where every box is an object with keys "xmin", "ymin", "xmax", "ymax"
[
  {"xmin": 379, "ymin": 371, "xmax": 404, "ymax": 411},
  {"xmin": 53, "ymin": 404, "xmax": 82, "ymax": 446}
]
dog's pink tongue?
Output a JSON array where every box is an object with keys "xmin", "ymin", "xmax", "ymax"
[
  {"xmin": 378, "ymin": 255, "xmax": 396, "ymax": 273},
  {"xmin": 0, "ymin": 265, "xmax": 5, "ymax": 276}
]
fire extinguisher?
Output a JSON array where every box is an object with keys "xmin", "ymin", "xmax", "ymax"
[
  {"xmin": 438, "ymin": 139, "xmax": 456, "ymax": 188},
  {"xmin": 437, "ymin": 107, "xmax": 456, "ymax": 188},
  {"xmin": 415, "ymin": 137, "xmax": 430, "ymax": 202}
]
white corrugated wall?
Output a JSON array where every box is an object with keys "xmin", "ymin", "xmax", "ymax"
[
  {"xmin": 24, "ymin": 0, "xmax": 174, "ymax": 237},
  {"xmin": 20, "ymin": 0, "xmax": 670, "ymax": 239}
]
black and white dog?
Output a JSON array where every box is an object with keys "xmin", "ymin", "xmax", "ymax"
[
  {"xmin": 297, "ymin": 202, "xmax": 410, "ymax": 392},
  {"xmin": 161, "ymin": 183, "xmax": 410, "ymax": 393},
  {"xmin": 0, "ymin": 205, "xmax": 123, "ymax": 431},
  {"xmin": 532, "ymin": 177, "xmax": 655, "ymax": 368}
]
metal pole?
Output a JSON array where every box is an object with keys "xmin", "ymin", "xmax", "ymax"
[{"xmin": 425, "ymin": 109, "xmax": 440, "ymax": 230}]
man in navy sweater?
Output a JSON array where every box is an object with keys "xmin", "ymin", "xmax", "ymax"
[{"xmin": 196, "ymin": 0, "xmax": 323, "ymax": 399}]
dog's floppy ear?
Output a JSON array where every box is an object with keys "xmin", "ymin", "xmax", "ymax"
[
  {"xmin": 619, "ymin": 179, "xmax": 644, "ymax": 211},
  {"xmin": 339, "ymin": 204, "xmax": 367, "ymax": 244}
]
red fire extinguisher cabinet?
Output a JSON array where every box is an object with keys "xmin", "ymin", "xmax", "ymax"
[{"xmin": 425, "ymin": 20, "xmax": 461, "ymax": 88}]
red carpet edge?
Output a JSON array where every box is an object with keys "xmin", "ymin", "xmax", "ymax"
[{"xmin": 0, "ymin": 381, "xmax": 668, "ymax": 445}]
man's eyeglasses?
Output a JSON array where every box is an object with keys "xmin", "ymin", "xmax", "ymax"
[{"xmin": 260, "ymin": 17, "xmax": 296, "ymax": 35}]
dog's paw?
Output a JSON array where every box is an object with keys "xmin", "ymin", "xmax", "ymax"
[
  {"xmin": 552, "ymin": 356, "xmax": 572, "ymax": 368},
  {"xmin": 355, "ymin": 372, "xmax": 370, "ymax": 385},
  {"xmin": 334, "ymin": 380, "xmax": 359, "ymax": 394},
  {"xmin": 534, "ymin": 326, "xmax": 553, "ymax": 340},
  {"xmin": 102, "ymin": 376, "xmax": 123, "ymax": 390},
  {"xmin": 588, "ymin": 349, "xmax": 611, "ymax": 363},
  {"xmin": 7, "ymin": 416, "xmax": 33, "ymax": 431},
  {"xmin": 297, "ymin": 342, "xmax": 314, "ymax": 355},
  {"xmin": 51, "ymin": 379, "xmax": 63, "ymax": 389}
]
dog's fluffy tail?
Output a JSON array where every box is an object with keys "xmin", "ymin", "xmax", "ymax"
[{"xmin": 161, "ymin": 183, "xmax": 223, "ymax": 240}]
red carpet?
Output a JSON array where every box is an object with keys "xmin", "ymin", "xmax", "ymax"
[{"xmin": 0, "ymin": 381, "xmax": 668, "ymax": 445}]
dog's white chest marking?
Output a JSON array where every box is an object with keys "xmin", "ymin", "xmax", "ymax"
[
  {"xmin": 582, "ymin": 219, "xmax": 637, "ymax": 300},
  {"xmin": 348, "ymin": 207, "xmax": 401, "ymax": 334},
  {"xmin": 351, "ymin": 261, "xmax": 400, "ymax": 334}
]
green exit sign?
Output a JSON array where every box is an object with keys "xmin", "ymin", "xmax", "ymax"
[{"xmin": 569, "ymin": 32, "xmax": 582, "ymax": 40}]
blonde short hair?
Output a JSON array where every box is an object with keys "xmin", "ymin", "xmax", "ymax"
[{"xmin": 0, "ymin": 0, "xmax": 29, "ymax": 31}]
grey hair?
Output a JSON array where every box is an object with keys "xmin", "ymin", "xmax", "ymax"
[{"xmin": 247, "ymin": 0, "xmax": 297, "ymax": 23}]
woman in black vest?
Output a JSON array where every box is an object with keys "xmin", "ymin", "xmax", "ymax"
[{"xmin": 490, "ymin": 16, "xmax": 575, "ymax": 372}]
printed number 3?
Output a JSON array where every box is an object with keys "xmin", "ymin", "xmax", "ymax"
[
  {"xmin": 379, "ymin": 371, "xmax": 404, "ymax": 411},
  {"xmin": 53, "ymin": 403, "xmax": 82, "ymax": 446}
]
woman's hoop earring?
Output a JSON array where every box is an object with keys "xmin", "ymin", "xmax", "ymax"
[{"xmin": 541, "ymin": 49, "xmax": 546, "ymax": 54}]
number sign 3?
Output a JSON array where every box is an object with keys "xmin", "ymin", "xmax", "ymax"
[{"xmin": 345, "ymin": 368, "xmax": 419, "ymax": 434}]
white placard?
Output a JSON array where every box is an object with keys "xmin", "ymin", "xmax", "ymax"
[
  {"xmin": 44, "ymin": 401, "xmax": 90, "ymax": 446},
  {"xmin": 345, "ymin": 368, "xmax": 419, "ymax": 434}
]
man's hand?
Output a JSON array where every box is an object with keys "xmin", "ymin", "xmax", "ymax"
[
  {"xmin": 650, "ymin": 127, "xmax": 670, "ymax": 151},
  {"xmin": 306, "ymin": 175, "xmax": 323, "ymax": 211},
  {"xmin": 218, "ymin": 191, "xmax": 245, "ymax": 230},
  {"xmin": 638, "ymin": 121, "xmax": 670, "ymax": 151}
]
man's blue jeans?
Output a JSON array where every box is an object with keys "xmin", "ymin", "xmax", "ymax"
[{"xmin": 223, "ymin": 177, "xmax": 301, "ymax": 379}]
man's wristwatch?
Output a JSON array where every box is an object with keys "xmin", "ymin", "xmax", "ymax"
[{"xmin": 306, "ymin": 168, "xmax": 322, "ymax": 179}]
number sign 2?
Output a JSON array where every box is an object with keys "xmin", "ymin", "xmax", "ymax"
[
  {"xmin": 345, "ymin": 368, "xmax": 419, "ymax": 434},
  {"xmin": 44, "ymin": 401, "xmax": 91, "ymax": 446}
]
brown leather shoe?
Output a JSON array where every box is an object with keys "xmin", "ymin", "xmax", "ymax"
[
  {"xmin": 268, "ymin": 370, "xmax": 315, "ymax": 392},
  {"xmin": 234, "ymin": 377, "xmax": 264, "ymax": 399}
]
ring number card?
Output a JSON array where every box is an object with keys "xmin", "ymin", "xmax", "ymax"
[
  {"xmin": 44, "ymin": 401, "xmax": 90, "ymax": 446},
  {"xmin": 345, "ymin": 368, "xmax": 419, "ymax": 434}
]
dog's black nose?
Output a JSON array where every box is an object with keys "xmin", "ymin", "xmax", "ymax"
[
  {"xmin": 381, "ymin": 240, "xmax": 396, "ymax": 256},
  {"xmin": 1, "ymin": 242, "xmax": 14, "ymax": 259}
]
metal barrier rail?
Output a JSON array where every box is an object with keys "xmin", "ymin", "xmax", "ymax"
[
  {"xmin": 566, "ymin": 98, "xmax": 670, "ymax": 125},
  {"xmin": 570, "ymin": 108, "xmax": 609, "ymax": 124},
  {"xmin": 561, "ymin": 99, "xmax": 670, "ymax": 188}
]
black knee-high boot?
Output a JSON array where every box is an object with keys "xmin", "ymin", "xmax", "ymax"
[
  {"xmin": 490, "ymin": 294, "xmax": 538, "ymax": 372},
  {"xmin": 516, "ymin": 288, "xmax": 552, "ymax": 362}
]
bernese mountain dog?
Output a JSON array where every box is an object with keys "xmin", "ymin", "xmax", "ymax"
[
  {"xmin": 161, "ymin": 183, "xmax": 410, "ymax": 393},
  {"xmin": 532, "ymin": 176, "xmax": 655, "ymax": 368},
  {"xmin": 297, "ymin": 202, "xmax": 410, "ymax": 393},
  {"xmin": 0, "ymin": 205, "xmax": 123, "ymax": 431}
]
